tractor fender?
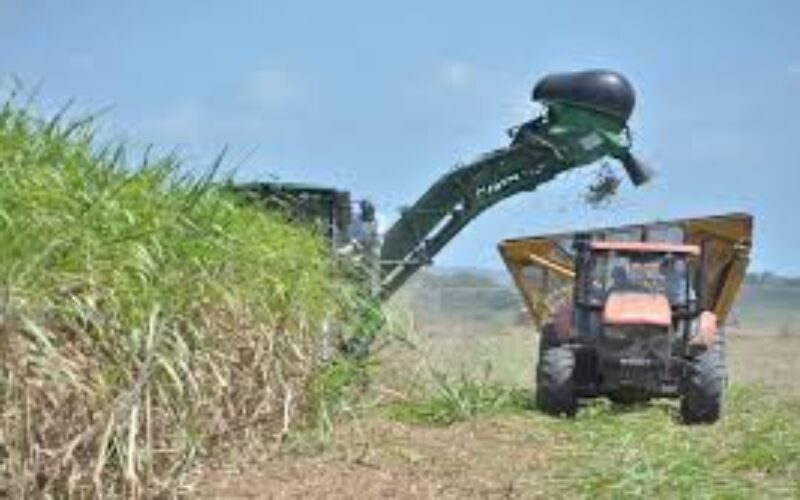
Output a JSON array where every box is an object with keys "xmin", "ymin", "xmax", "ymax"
[
  {"xmin": 690, "ymin": 311, "xmax": 718, "ymax": 347},
  {"xmin": 552, "ymin": 302, "xmax": 573, "ymax": 339}
]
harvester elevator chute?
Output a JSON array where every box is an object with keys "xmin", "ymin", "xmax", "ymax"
[{"xmin": 378, "ymin": 69, "xmax": 652, "ymax": 299}]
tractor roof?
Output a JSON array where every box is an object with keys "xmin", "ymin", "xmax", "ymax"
[{"xmin": 589, "ymin": 240, "xmax": 701, "ymax": 256}]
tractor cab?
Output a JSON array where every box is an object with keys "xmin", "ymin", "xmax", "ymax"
[{"xmin": 575, "ymin": 240, "xmax": 705, "ymax": 343}]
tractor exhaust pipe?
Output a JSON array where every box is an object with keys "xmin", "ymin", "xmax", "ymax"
[{"xmin": 619, "ymin": 150, "xmax": 653, "ymax": 186}]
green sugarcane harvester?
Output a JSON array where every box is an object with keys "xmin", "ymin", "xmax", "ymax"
[{"xmin": 233, "ymin": 70, "xmax": 653, "ymax": 299}]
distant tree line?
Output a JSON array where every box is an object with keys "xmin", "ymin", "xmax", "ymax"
[
  {"xmin": 412, "ymin": 270, "xmax": 505, "ymax": 290},
  {"xmin": 403, "ymin": 269, "xmax": 520, "ymax": 326},
  {"xmin": 413, "ymin": 269, "xmax": 800, "ymax": 291},
  {"xmin": 744, "ymin": 272, "xmax": 800, "ymax": 288}
]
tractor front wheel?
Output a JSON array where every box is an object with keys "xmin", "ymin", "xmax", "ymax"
[
  {"xmin": 536, "ymin": 344, "xmax": 578, "ymax": 417},
  {"xmin": 680, "ymin": 339, "xmax": 725, "ymax": 425}
]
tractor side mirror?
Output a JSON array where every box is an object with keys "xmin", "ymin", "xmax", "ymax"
[{"xmin": 696, "ymin": 240, "xmax": 710, "ymax": 313}]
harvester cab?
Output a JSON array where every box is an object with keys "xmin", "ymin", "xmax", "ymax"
[{"xmin": 498, "ymin": 213, "xmax": 753, "ymax": 423}]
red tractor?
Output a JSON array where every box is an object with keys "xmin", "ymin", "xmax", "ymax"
[{"xmin": 499, "ymin": 213, "xmax": 752, "ymax": 424}]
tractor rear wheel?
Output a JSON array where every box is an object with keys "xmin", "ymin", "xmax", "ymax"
[
  {"xmin": 536, "ymin": 343, "xmax": 578, "ymax": 417},
  {"xmin": 680, "ymin": 335, "xmax": 726, "ymax": 424}
]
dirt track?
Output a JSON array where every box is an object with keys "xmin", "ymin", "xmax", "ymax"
[
  {"xmin": 194, "ymin": 333, "xmax": 800, "ymax": 499},
  {"xmin": 194, "ymin": 416, "xmax": 562, "ymax": 499},
  {"xmin": 727, "ymin": 330, "xmax": 800, "ymax": 400}
]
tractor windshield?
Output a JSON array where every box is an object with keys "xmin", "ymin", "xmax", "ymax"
[{"xmin": 588, "ymin": 250, "xmax": 693, "ymax": 306}]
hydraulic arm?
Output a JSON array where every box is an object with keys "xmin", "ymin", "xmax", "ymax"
[{"xmin": 378, "ymin": 70, "xmax": 652, "ymax": 299}]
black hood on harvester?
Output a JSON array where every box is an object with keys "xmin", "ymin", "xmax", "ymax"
[{"xmin": 533, "ymin": 69, "xmax": 636, "ymax": 123}]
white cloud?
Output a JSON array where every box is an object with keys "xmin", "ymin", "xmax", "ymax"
[
  {"xmin": 140, "ymin": 69, "xmax": 308, "ymax": 150},
  {"xmin": 146, "ymin": 100, "xmax": 204, "ymax": 143},
  {"xmin": 434, "ymin": 60, "xmax": 475, "ymax": 89},
  {"xmin": 789, "ymin": 61, "xmax": 800, "ymax": 79},
  {"xmin": 242, "ymin": 68, "xmax": 305, "ymax": 111},
  {"xmin": 64, "ymin": 52, "xmax": 95, "ymax": 72}
]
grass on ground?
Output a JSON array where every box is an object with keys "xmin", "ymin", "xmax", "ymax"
[{"xmin": 382, "ymin": 380, "xmax": 800, "ymax": 498}]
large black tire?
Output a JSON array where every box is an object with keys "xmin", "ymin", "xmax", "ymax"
[
  {"xmin": 680, "ymin": 334, "xmax": 726, "ymax": 424},
  {"xmin": 536, "ymin": 344, "xmax": 578, "ymax": 417},
  {"xmin": 537, "ymin": 323, "xmax": 560, "ymax": 352}
]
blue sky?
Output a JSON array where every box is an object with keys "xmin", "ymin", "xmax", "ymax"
[{"xmin": 2, "ymin": 1, "xmax": 799, "ymax": 273}]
